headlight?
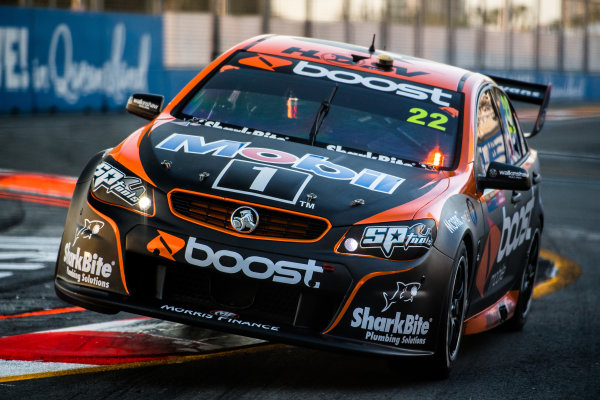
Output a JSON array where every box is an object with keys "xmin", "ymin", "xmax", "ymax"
[
  {"xmin": 336, "ymin": 219, "xmax": 437, "ymax": 261},
  {"xmin": 90, "ymin": 160, "xmax": 155, "ymax": 216}
]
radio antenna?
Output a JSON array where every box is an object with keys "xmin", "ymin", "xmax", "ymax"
[{"xmin": 368, "ymin": 34, "xmax": 376, "ymax": 53}]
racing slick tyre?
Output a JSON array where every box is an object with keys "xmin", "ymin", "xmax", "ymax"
[
  {"xmin": 505, "ymin": 231, "xmax": 540, "ymax": 331},
  {"xmin": 431, "ymin": 242, "xmax": 468, "ymax": 378}
]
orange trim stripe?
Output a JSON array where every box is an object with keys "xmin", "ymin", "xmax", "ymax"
[
  {"xmin": 356, "ymin": 178, "xmax": 448, "ymax": 225},
  {"xmin": 322, "ymin": 268, "xmax": 414, "ymax": 335},
  {"xmin": 108, "ymin": 127, "xmax": 156, "ymax": 188},
  {"xmin": 463, "ymin": 290, "xmax": 518, "ymax": 335},
  {"xmin": 87, "ymin": 202, "xmax": 129, "ymax": 295},
  {"xmin": 167, "ymin": 189, "xmax": 332, "ymax": 243},
  {"xmin": 0, "ymin": 307, "xmax": 85, "ymax": 319}
]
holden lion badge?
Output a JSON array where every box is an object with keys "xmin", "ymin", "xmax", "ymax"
[{"xmin": 231, "ymin": 207, "xmax": 259, "ymax": 233}]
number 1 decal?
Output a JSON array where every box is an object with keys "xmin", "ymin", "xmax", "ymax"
[
  {"xmin": 213, "ymin": 159, "xmax": 312, "ymax": 204},
  {"xmin": 250, "ymin": 166, "xmax": 278, "ymax": 192},
  {"xmin": 407, "ymin": 108, "xmax": 448, "ymax": 131}
]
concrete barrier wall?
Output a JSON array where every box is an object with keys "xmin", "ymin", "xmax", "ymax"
[{"xmin": 1, "ymin": 6, "xmax": 599, "ymax": 114}]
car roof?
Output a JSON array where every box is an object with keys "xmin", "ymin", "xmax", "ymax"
[{"xmin": 243, "ymin": 35, "xmax": 473, "ymax": 92}]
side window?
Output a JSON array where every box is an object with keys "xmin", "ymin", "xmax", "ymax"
[
  {"xmin": 493, "ymin": 88, "xmax": 524, "ymax": 164},
  {"xmin": 476, "ymin": 89, "xmax": 506, "ymax": 176}
]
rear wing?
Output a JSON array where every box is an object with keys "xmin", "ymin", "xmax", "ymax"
[{"xmin": 487, "ymin": 75, "xmax": 552, "ymax": 138}]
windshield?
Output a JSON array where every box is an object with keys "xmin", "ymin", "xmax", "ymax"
[{"xmin": 177, "ymin": 52, "xmax": 462, "ymax": 168}]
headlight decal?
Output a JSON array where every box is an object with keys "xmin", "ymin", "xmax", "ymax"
[
  {"xmin": 93, "ymin": 161, "xmax": 146, "ymax": 205},
  {"xmin": 336, "ymin": 219, "xmax": 437, "ymax": 261},
  {"xmin": 91, "ymin": 160, "xmax": 155, "ymax": 216}
]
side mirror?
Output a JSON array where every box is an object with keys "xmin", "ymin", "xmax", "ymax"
[
  {"xmin": 126, "ymin": 93, "xmax": 164, "ymax": 120},
  {"xmin": 478, "ymin": 161, "xmax": 531, "ymax": 191}
]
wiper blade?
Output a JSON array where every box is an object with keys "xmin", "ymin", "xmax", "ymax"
[{"xmin": 309, "ymin": 84, "xmax": 338, "ymax": 145}]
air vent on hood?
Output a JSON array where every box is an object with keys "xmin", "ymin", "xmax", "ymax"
[{"xmin": 169, "ymin": 190, "xmax": 331, "ymax": 242}]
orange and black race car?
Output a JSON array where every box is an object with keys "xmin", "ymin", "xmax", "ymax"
[{"xmin": 55, "ymin": 35, "xmax": 551, "ymax": 376}]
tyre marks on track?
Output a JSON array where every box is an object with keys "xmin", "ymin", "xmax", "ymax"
[{"xmin": 0, "ymin": 317, "xmax": 270, "ymax": 383}]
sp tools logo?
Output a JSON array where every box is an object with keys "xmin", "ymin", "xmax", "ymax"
[
  {"xmin": 147, "ymin": 230, "xmax": 186, "ymax": 261},
  {"xmin": 360, "ymin": 223, "xmax": 433, "ymax": 258},
  {"xmin": 73, "ymin": 219, "xmax": 104, "ymax": 245},
  {"xmin": 93, "ymin": 162, "xmax": 146, "ymax": 205},
  {"xmin": 382, "ymin": 281, "xmax": 421, "ymax": 312}
]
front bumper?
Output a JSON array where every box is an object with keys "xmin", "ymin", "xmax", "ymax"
[
  {"xmin": 55, "ymin": 180, "xmax": 455, "ymax": 358},
  {"xmin": 55, "ymin": 277, "xmax": 436, "ymax": 358}
]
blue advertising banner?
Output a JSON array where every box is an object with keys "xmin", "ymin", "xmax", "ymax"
[
  {"xmin": 0, "ymin": 6, "xmax": 163, "ymax": 112},
  {"xmin": 1, "ymin": 6, "xmax": 598, "ymax": 114}
]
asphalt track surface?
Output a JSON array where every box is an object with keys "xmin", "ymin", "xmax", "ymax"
[{"xmin": 0, "ymin": 103, "xmax": 599, "ymax": 399}]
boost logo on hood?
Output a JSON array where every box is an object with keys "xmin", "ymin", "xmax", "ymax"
[{"xmin": 185, "ymin": 237, "xmax": 324, "ymax": 288}]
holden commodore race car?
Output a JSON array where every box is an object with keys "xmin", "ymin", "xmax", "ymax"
[{"xmin": 55, "ymin": 35, "xmax": 551, "ymax": 376}]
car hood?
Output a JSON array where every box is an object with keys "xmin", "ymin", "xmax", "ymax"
[{"xmin": 136, "ymin": 120, "xmax": 448, "ymax": 227}]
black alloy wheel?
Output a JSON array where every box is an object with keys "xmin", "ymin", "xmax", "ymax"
[
  {"xmin": 506, "ymin": 233, "xmax": 539, "ymax": 331},
  {"xmin": 431, "ymin": 242, "xmax": 468, "ymax": 378}
]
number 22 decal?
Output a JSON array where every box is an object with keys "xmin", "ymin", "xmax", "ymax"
[{"xmin": 406, "ymin": 108, "xmax": 448, "ymax": 131}]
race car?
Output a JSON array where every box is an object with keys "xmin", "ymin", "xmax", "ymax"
[{"xmin": 55, "ymin": 35, "xmax": 551, "ymax": 376}]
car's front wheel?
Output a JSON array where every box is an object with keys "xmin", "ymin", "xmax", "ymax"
[{"xmin": 431, "ymin": 242, "xmax": 468, "ymax": 378}]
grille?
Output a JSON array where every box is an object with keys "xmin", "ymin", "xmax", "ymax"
[
  {"xmin": 125, "ymin": 253, "xmax": 342, "ymax": 330},
  {"xmin": 169, "ymin": 191, "xmax": 330, "ymax": 241}
]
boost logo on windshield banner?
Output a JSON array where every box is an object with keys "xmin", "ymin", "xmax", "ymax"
[{"xmin": 235, "ymin": 51, "xmax": 453, "ymax": 107}]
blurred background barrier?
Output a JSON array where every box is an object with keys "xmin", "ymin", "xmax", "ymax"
[
  {"xmin": 0, "ymin": 7, "xmax": 166, "ymax": 113},
  {"xmin": 2, "ymin": 0, "xmax": 600, "ymax": 113}
]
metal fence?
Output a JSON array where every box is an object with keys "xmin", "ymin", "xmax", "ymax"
[{"xmin": 10, "ymin": 0, "xmax": 600, "ymax": 73}]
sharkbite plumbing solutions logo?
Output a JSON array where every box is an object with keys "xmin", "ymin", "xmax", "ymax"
[{"xmin": 348, "ymin": 281, "xmax": 431, "ymax": 346}]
